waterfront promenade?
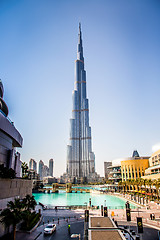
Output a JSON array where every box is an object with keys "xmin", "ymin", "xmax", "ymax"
[{"xmin": 16, "ymin": 192, "xmax": 160, "ymax": 240}]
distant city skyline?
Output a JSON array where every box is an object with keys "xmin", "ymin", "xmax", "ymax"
[
  {"xmin": 0, "ymin": 0, "xmax": 160, "ymax": 177},
  {"xmin": 29, "ymin": 158, "xmax": 54, "ymax": 180}
]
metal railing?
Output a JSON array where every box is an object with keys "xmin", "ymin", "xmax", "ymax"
[{"xmin": 41, "ymin": 205, "xmax": 136, "ymax": 210}]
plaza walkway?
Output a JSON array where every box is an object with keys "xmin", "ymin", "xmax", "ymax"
[{"xmin": 16, "ymin": 193, "xmax": 160, "ymax": 240}]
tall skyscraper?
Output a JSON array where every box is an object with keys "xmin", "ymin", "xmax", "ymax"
[
  {"xmin": 43, "ymin": 165, "xmax": 49, "ymax": 177},
  {"xmin": 66, "ymin": 24, "xmax": 95, "ymax": 181},
  {"xmin": 39, "ymin": 160, "xmax": 44, "ymax": 180},
  {"xmin": 49, "ymin": 159, "xmax": 54, "ymax": 177},
  {"xmin": 29, "ymin": 158, "xmax": 37, "ymax": 173}
]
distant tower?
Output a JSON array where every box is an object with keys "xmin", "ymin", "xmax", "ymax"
[
  {"xmin": 104, "ymin": 162, "xmax": 112, "ymax": 179},
  {"xmin": 66, "ymin": 24, "xmax": 95, "ymax": 181},
  {"xmin": 49, "ymin": 159, "xmax": 54, "ymax": 177},
  {"xmin": 29, "ymin": 159, "xmax": 37, "ymax": 173},
  {"xmin": 38, "ymin": 160, "xmax": 44, "ymax": 180},
  {"xmin": 43, "ymin": 165, "xmax": 49, "ymax": 177}
]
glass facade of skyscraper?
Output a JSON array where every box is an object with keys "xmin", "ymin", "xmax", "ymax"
[{"xmin": 66, "ymin": 24, "xmax": 95, "ymax": 180}]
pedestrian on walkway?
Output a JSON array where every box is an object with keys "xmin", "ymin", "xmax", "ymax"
[{"xmin": 68, "ymin": 224, "xmax": 71, "ymax": 235}]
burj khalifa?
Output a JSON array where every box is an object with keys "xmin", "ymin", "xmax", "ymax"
[{"xmin": 66, "ymin": 24, "xmax": 96, "ymax": 181}]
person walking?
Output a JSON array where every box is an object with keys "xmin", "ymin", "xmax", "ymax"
[{"xmin": 68, "ymin": 224, "xmax": 71, "ymax": 235}]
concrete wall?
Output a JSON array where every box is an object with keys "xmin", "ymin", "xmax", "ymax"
[
  {"xmin": 0, "ymin": 178, "xmax": 33, "ymax": 237},
  {"xmin": 0, "ymin": 178, "xmax": 33, "ymax": 209}
]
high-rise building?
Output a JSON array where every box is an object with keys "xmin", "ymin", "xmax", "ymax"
[
  {"xmin": 43, "ymin": 165, "xmax": 49, "ymax": 177},
  {"xmin": 104, "ymin": 162, "xmax": 112, "ymax": 179},
  {"xmin": 38, "ymin": 160, "xmax": 44, "ymax": 180},
  {"xmin": 49, "ymin": 159, "xmax": 54, "ymax": 177},
  {"xmin": 66, "ymin": 24, "xmax": 95, "ymax": 181},
  {"xmin": 29, "ymin": 158, "xmax": 37, "ymax": 173}
]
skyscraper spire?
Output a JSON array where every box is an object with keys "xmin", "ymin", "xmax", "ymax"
[
  {"xmin": 77, "ymin": 23, "xmax": 83, "ymax": 61},
  {"xmin": 66, "ymin": 24, "xmax": 96, "ymax": 182},
  {"xmin": 79, "ymin": 22, "xmax": 81, "ymax": 33}
]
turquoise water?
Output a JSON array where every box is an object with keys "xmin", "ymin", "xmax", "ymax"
[{"xmin": 33, "ymin": 192, "xmax": 136, "ymax": 209}]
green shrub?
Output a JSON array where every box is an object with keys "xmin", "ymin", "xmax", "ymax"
[
  {"xmin": 0, "ymin": 164, "xmax": 16, "ymax": 178},
  {"xmin": 21, "ymin": 212, "xmax": 40, "ymax": 231}
]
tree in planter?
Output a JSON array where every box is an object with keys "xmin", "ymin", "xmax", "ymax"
[
  {"xmin": 21, "ymin": 195, "xmax": 37, "ymax": 230},
  {"xmin": 22, "ymin": 194, "xmax": 37, "ymax": 211},
  {"xmin": 0, "ymin": 199, "xmax": 23, "ymax": 240}
]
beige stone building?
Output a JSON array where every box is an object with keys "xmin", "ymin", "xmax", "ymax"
[{"xmin": 142, "ymin": 149, "xmax": 160, "ymax": 180}]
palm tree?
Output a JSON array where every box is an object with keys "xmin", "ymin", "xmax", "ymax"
[
  {"xmin": 121, "ymin": 181, "xmax": 127, "ymax": 194},
  {"xmin": 118, "ymin": 181, "xmax": 123, "ymax": 193},
  {"xmin": 127, "ymin": 179, "xmax": 134, "ymax": 192},
  {"xmin": 0, "ymin": 198, "xmax": 23, "ymax": 240},
  {"xmin": 0, "ymin": 208, "xmax": 13, "ymax": 235},
  {"xmin": 145, "ymin": 179, "xmax": 154, "ymax": 200},
  {"xmin": 22, "ymin": 194, "xmax": 37, "ymax": 211},
  {"xmin": 140, "ymin": 178, "xmax": 147, "ymax": 201},
  {"xmin": 134, "ymin": 178, "xmax": 140, "ymax": 192},
  {"xmin": 153, "ymin": 179, "xmax": 160, "ymax": 201},
  {"xmin": 21, "ymin": 195, "xmax": 37, "ymax": 229}
]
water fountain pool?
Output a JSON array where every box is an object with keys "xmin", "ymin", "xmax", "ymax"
[{"xmin": 33, "ymin": 191, "xmax": 136, "ymax": 209}]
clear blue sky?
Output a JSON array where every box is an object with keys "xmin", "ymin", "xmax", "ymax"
[{"xmin": 0, "ymin": 0, "xmax": 160, "ymax": 177}]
